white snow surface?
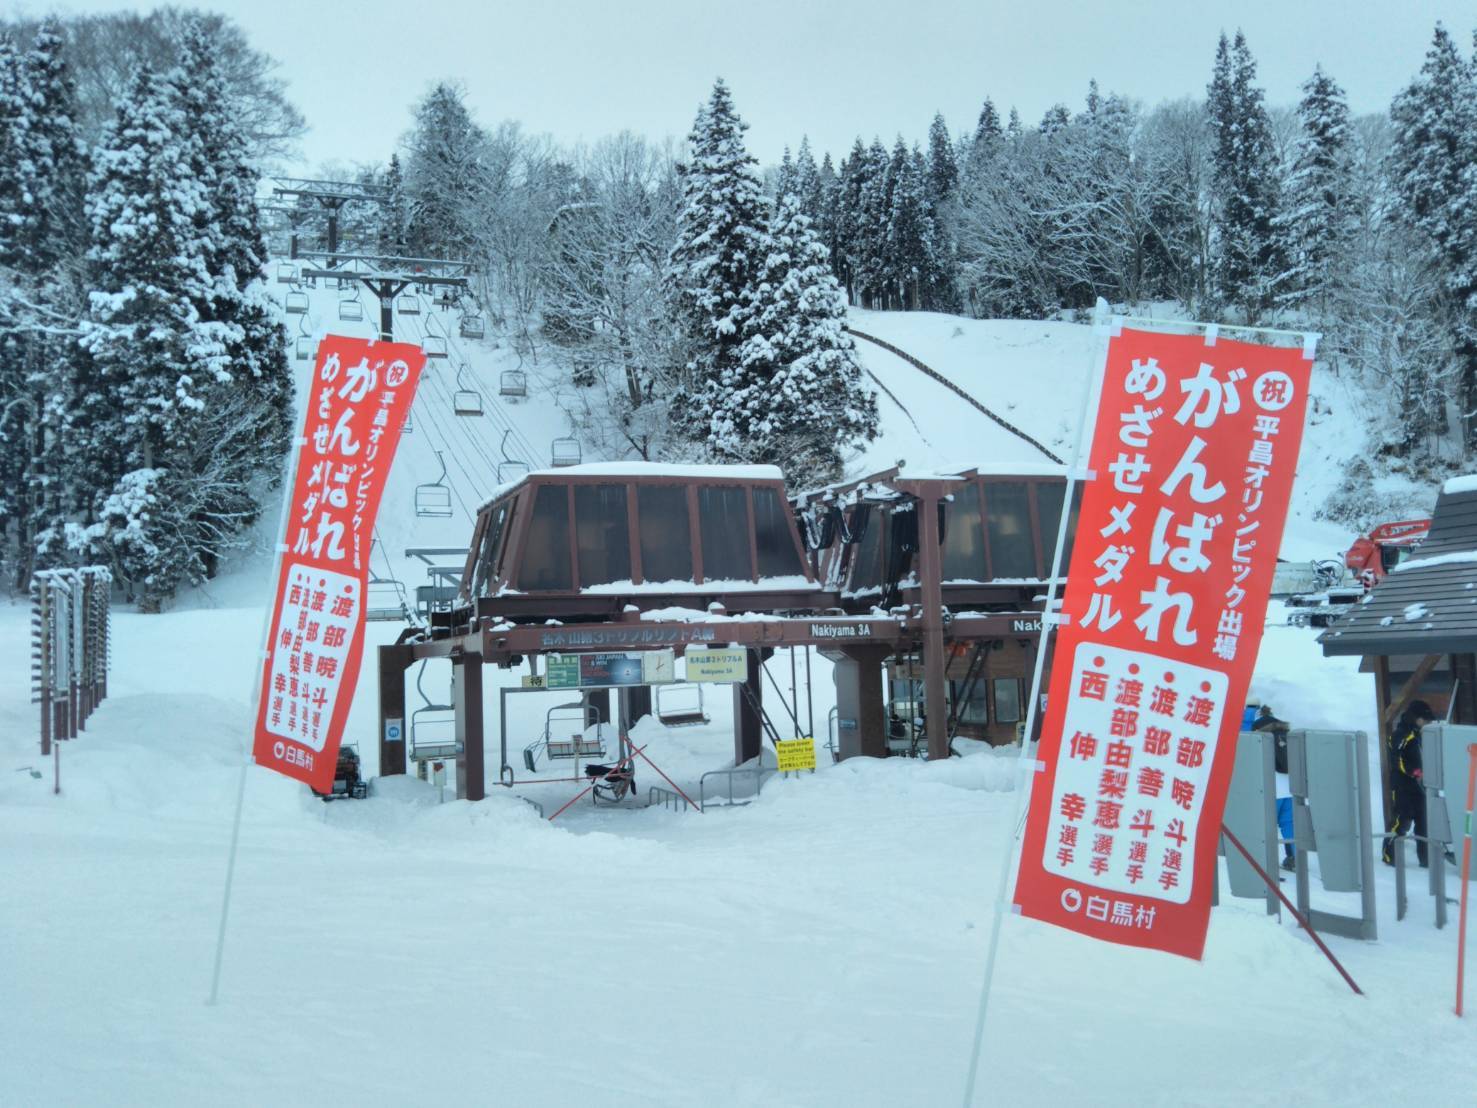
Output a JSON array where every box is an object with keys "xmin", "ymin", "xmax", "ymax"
[
  {"xmin": 1441, "ymin": 473, "xmax": 1477, "ymax": 495},
  {"xmin": 4, "ymin": 302, "xmax": 1471, "ymax": 1105}
]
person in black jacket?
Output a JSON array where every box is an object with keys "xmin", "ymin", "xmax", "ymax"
[{"xmin": 1382, "ymin": 699, "xmax": 1435, "ymax": 866}]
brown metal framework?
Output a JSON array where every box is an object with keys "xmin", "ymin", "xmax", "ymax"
[{"xmin": 379, "ymin": 465, "xmax": 1075, "ymax": 801}]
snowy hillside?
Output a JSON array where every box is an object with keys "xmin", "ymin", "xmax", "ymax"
[{"xmin": 3, "ymin": 296, "xmax": 1470, "ymax": 1106}]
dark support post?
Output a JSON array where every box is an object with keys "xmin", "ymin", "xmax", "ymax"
[
  {"xmin": 914, "ymin": 489, "xmax": 950, "ymax": 761},
  {"xmin": 1374, "ymin": 655, "xmax": 1392, "ymax": 829},
  {"xmin": 626, "ymin": 685, "xmax": 652, "ymax": 725},
  {"xmin": 378, "ymin": 295, "xmax": 393, "ymax": 341},
  {"xmin": 377, "ymin": 643, "xmax": 413, "ymax": 777},
  {"xmin": 454, "ymin": 651, "xmax": 485, "ymax": 801},
  {"xmin": 734, "ymin": 649, "xmax": 766, "ymax": 765},
  {"xmin": 826, "ymin": 645, "xmax": 890, "ymax": 759},
  {"xmin": 585, "ymin": 688, "xmax": 611, "ymax": 725}
]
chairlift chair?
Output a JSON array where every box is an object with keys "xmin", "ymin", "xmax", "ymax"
[
  {"xmin": 402, "ymin": 409, "xmax": 414, "ymax": 434},
  {"xmin": 338, "ymin": 297, "xmax": 364, "ymax": 322},
  {"xmin": 523, "ymin": 702, "xmax": 606, "ymax": 772},
  {"xmin": 294, "ymin": 336, "xmax": 313, "ymax": 361},
  {"xmin": 499, "ymin": 370, "xmax": 527, "ymax": 398},
  {"xmin": 410, "ymin": 664, "xmax": 461, "ymax": 762},
  {"xmin": 656, "ymin": 683, "xmax": 709, "ymax": 727},
  {"xmin": 398, "ymin": 294, "xmax": 421, "ymax": 316},
  {"xmin": 414, "ymin": 450, "xmax": 455, "ymax": 518},
  {"xmin": 453, "ymin": 364, "xmax": 483, "ymax": 416},
  {"xmin": 423, "ymin": 336, "xmax": 448, "ymax": 359},
  {"xmin": 285, "ymin": 290, "xmax": 309, "ymax": 314},
  {"xmin": 365, "ymin": 576, "xmax": 409, "ymax": 622},
  {"xmin": 459, "ymin": 314, "xmax": 485, "ymax": 339},
  {"xmin": 276, "ymin": 262, "xmax": 296, "ymax": 284},
  {"xmin": 550, "ymin": 437, "xmax": 581, "ymax": 467},
  {"xmin": 497, "ymin": 460, "xmax": 530, "ymax": 484}
]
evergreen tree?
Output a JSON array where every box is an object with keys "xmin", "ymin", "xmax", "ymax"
[
  {"xmin": 774, "ymin": 144, "xmax": 796, "ymax": 200},
  {"xmin": 794, "ymin": 137, "xmax": 822, "ymax": 225},
  {"xmin": 1006, "ymin": 108, "xmax": 1023, "ymax": 138},
  {"xmin": 971, "ymin": 99, "xmax": 1003, "ymax": 157},
  {"xmin": 1039, "ymin": 104, "xmax": 1071, "ymax": 135},
  {"xmin": 664, "ymin": 78, "xmax": 769, "ymax": 445},
  {"xmin": 855, "ymin": 139, "xmax": 896, "ymax": 308},
  {"xmin": 77, "ymin": 65, "xmax": 228, "ymax": 604},
  {"xmin": 404, "ymin": 82, "xmax": 492, "ymax": 260},
  {"xmin": 926, "ymin": 112, "xmax": 957, "ymax": 211},
  {"xmin": 833, "ymin": 138, "xmax": 870, "ymax": 300},
  {"xmin": 884, "ymin": 143, "xmax": 937, "ymax": 310},
  {"xmin": 1206, "ymin": 30, "xmax": 1288, "ymax": 321},
  {"xmin": 1278, "ymin": 66, "xmax": 1356, "ymax": 313},
  {"xmin": 1390, "ymin": 23, "xmax": 1477, "ymax": 450},
  {"xmin": 379, "ymin": 153, "xmax": 408, "ymax": 255},
  {"xmin": 719, "ymin": 193, "xmax": 877, "ymax": 480}
]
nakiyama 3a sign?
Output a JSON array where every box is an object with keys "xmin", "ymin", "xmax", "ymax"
[
  {"xmin": 252, "ymin": 337, "xmax": 425, "ymax": 792},
  {"xmin": 1014, "ymin": 326, "xmax": 1311, "ymax": 960}
]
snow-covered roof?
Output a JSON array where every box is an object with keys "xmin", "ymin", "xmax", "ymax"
[
  {"xmin": 794, "ymin": 460, "xmax": 1070, "ymax": 503},
  {"xmin": 1321, "ymin": 481, "xmax": 1477, "ymax": 656}
]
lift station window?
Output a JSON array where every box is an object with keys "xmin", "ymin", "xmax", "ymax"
[
  {"xmin": 518, "ymin": 484, "xmax": 572, "ymax": 591},
  {"xmin": 1036, "ymin": 481, "xmax": 1082, "ymax": 577},
  {"xmin": 753, "ymin": 487, "xmax": 802, "ymax": 578},
  {"xmin": 949, "ymin": 679, "xmax": 989, "ymax": 724},
  {"xmin": 574, "ymin": 484, "xmax": 631, "ymax": 586},
  {"xmin": 993, "ymin": 678, "xmax": 1022, "ymax": 724},
  {"xmin": 638, "ymin": 485, "xmax": 692, "ymax": 583},
  {"xmin": 847, "ymin": 512, "xmax": 884, "ymax": 594},
  {"xmin": 984, "ymin": 481, "xmax": 1035, "ymax": 578},
  {"xmin": 471, "ymin": 501, "xmax": 511, "ymax": 597},
  {"xmin": 698, "ymin": 486, "xmax": 753, "ymax": 582},
  {"xmin": 942, "ymin": 483, "xmax": 986, "ymax": 580}
]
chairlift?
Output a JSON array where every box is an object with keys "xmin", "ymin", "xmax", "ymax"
[
  {"xmin": 459, "ymin": 314, "xmax": 485, "ymax": 340},
  {"xmin": 550, "ymin": 437, "xmax": 581, "ymax": 467},
  {"xmin": 411, "ymin": 662, "xmax": 460, "ymax": 762},
  {"xmin": 285, "ymin": 290, "xmax": 309, "ymax": 314},
  {"xmin": 423, "ymin": 335, "xmax": 448, "ymax": 359},
  {"xmin": 434, "ymin": 289, "xmax": 456, "ymax": 311},
  {"xmin": 398, "ymin": 294, "xmax": 421, "ymax": 316},
  {"xmin": 338, "ymin": 297, "xmax": 364, "ymax": 322},
  {"xmin": 497, "ymin": 460, "xmax": 530, "ymax": 484},
  {"xmin": 656, "ymin": 683, "xmax": 710, "ymax": 728},
  {"xmin": 523, "ymin": 702, "xmax": 606, "ymax": 772},
  {"xmin": 294, "ymin": 336, "xmax": 313, "ymax": 361},
  {"xmin": 276, "ymin": 262, "xmax": 296, "ymax": 284},
  {"xmin": 414, "ymin": 450, "xmax": 454, "ymax": 519},
  {"xmin": 496, "ymin": 430, "xmax": 528, "ymax": 485},
  {"xmin": 453, "ymin": 364, "xmax": 483, "ymax": 416},
  {"xmin": 365, "ymin": 554, "xmax": 410, "ymax": 622},
  {"xmin": 499, "ymin": 369, "xmax": 527, "ymax": 398},
  {"xmin": 402, "ymin": 408, "xmax": 414, "ymax": 434}
]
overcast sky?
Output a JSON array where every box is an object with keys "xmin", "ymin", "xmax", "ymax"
[{"xmin": 21, "ymin": 0, "xmax": 1477, "ymax": 171}]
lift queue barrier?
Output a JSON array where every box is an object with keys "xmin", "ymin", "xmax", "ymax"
[{"xmin": 1222, "ymin": 728, "xmax": 1377, "ymax": 940}]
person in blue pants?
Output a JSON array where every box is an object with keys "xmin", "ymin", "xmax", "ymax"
[{"xmin": 1243, "ymin": 702, "xmax": 1296, "ymax": 870}]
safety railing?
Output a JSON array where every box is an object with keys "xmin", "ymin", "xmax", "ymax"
[
  {"xmin": 648, "ymin": 785, "xmax": 691, "ymax": 812},
  {"xmin": 699, "ymin": 759, "xmax": 775, "ymax": 808}
]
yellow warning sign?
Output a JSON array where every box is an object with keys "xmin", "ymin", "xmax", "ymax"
[{"xmin": 775, "ymin": 737, "xmax": 816, "ymax": 773}]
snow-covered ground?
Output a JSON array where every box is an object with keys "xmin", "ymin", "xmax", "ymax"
[{"xmin": 3, "ymin": 302, "xmax": 1470, "ymax": 1106}]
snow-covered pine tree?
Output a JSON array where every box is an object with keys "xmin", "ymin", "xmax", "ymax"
[
  {"xmin": 1389, "ymin": 23, "xmax": 1477, "ymax": 451},
  {"xmin": 404, "ymin": 82, "xmax": 492, "ymax": 261},
  {"xmin": 1006, "ymin": 108, "xmax": 1023, "ymax": 138},
  {"xmin": 1277, "ymin": 66, "xmax": 1356, "ymax": 315},
  {"xmin": 774, "ymin": 145, "xmax": 796, "ymax": 201},
  {"xmin": 0, "ymin": 22, "xmax": 90, "ymax": 584},
  {"xmin": 716, "ymin": 192, "xmax": 877, "ymax": 481},
  {"xmin": 1206, "ymin": 30, "xmax": 1288, "ymax": 322},
  {"xmin": 883, "ymin": 143, "xmax": 938, "ymax": 310},
  {"xmin": 924, "ymin": 116, "xmax": 961, "ymax": 312},
  {"xmin": 970, "ymin": 99, "xmax": 1003, "ymax": 161},
  {"xmin": 855, "ymin": 138, "xmax": 894, "ymax": 307},
  {"xmin": 77, "ymin": 64, "xmax": 230, "ymax": 605},
  {"xmin": 379, "ymin": 153, "xmax": 409, "ymax": 256},
  {"xmin": 165, "ymin": 21, "xmax": 292, "ymax": 564},
  {"xmin": 794, "ymin": 137, "xmax": 823, "ymax": 226},
  {"xmin": 664, "ymin": 78, "xmax": 770, "ymax": 446},
  {"xmin": 1039, "ymin": 104, "xmax": 1071, "ymax": 135},
  {"xmin": 831, "ymin": 138, "xmax": 869, "ymax": 300},
  {"xmin": 926, "ymin": 113, "xmax": 957, "ymax": 213}
]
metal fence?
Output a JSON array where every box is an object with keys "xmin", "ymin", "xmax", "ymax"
[{"xmin": 30, "ymin": 566, "xmax": 111, "ymax": 754}]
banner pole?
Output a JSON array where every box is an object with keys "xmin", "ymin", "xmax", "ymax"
[
  {"xmin": 1457, "ymin": 743, "xmax": 1476, "ymax": 1017},
  {"xmin": 962, "ymin": 299, "xmax": 1112, "ymax": 1107},
  {"xmin": 208, "ymin": 340, "xmax": 313, "ymax": 1006}
]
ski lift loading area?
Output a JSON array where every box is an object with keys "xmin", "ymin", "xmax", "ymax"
[{"xmin": 375, "ymin": 462, "xmax": 1072, "ymax": 817}]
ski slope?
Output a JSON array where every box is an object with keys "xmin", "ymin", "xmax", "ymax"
[{"xmin": 2, "ymin": 296, "xmax": 1469, "ymax": 1106}]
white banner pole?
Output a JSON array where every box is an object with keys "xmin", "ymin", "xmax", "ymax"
[
  {"xmin": 962, "ymin": 299, "xmax": 1113, "ymax": 1106},
  {"xmin": 208, "ymin": 334, "xmax": 316, "ymax": 1006}
]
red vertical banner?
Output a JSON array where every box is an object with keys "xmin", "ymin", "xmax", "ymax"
[
  {"xmin": 253, "ymin": 336, "xmax": 425, "ymax": 792},
  {"xmin": 1015, "ymin": 327, "xmax": 1312, "ymax": 959}
]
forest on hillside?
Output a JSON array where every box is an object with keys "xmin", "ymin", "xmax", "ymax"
[{"xmin": 3, "ymin": 9, "xmax": 1477, "ymax": 602}]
